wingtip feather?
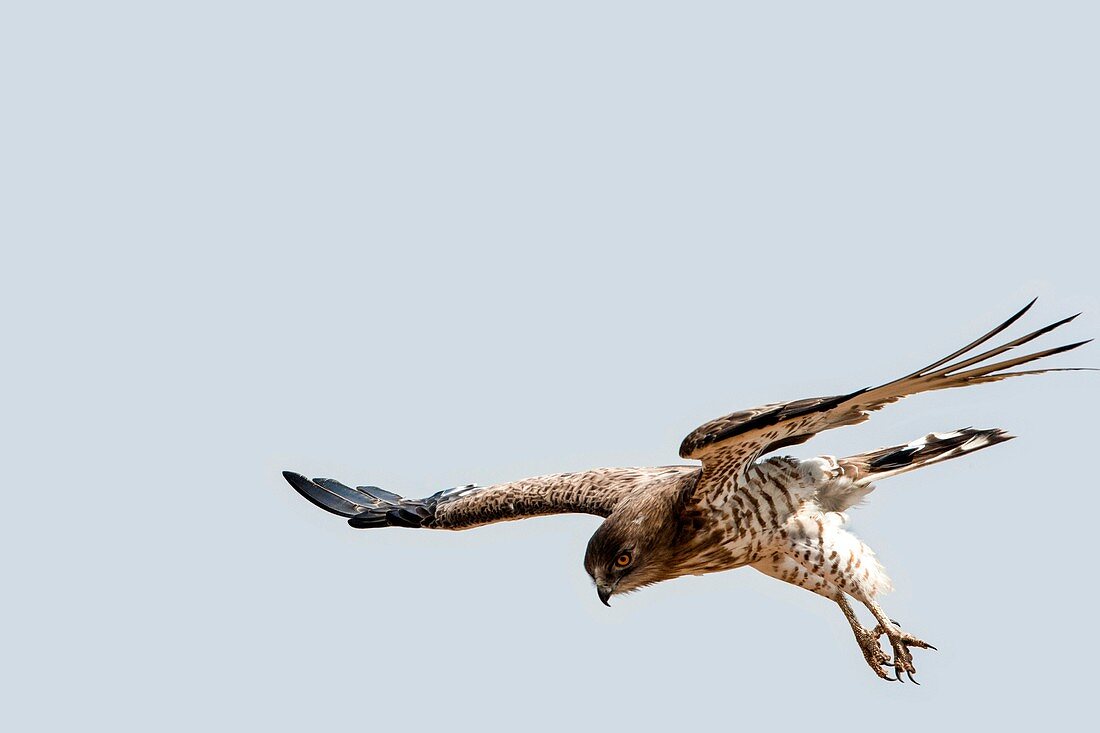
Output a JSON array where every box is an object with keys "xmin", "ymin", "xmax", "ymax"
[{"xmin": 283, "ymin": 470, "xmax": 365, "ymax": 518}]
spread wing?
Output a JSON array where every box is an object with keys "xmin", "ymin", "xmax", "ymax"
[
  {"xmin": 680, "ymin": 299, "xmax": 1092, "ymax": 481},
  {"xmin": 283, "ymin": 466, "xmax": 698, "ymax": 530}
]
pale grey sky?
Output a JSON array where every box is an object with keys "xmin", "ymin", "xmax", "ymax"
[{"xmin": 3, "ymin": 2, "xmax": 1098, "ymax": 731}]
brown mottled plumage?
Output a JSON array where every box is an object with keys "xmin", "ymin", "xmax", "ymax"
[{"xmin": 284, "ymin": 300, "xmax": 1092, "ymax": 683}]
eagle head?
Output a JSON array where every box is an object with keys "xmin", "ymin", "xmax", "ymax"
[{"xmin": 583, "ymin": 495, "xmax": 683, "ymax": 605}]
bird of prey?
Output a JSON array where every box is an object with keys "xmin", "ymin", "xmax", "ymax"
[{"xmin": 284, "ymin": 300, "xmax": 1091, "ymax": 682}]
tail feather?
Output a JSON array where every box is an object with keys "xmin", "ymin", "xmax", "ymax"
[{"xmin": 841, "ymin": 428, "xmax": 1014, "ymax": 485}]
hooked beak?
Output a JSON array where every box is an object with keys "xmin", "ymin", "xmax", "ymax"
[{"xmin": 596, "ymin": 583, "xmax": 614, "ymax": 606}]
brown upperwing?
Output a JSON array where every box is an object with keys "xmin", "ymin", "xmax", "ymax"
[{"xmin": 679, "ymin": 300, "xmax": 1090, "ymax": 493}]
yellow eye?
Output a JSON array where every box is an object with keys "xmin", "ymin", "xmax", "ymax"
[{"xmin": 615, "ymin": 552, "xmax": 632, "ymax": 568}]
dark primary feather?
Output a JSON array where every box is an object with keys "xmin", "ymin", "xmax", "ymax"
[
  {"xmin": 282, "ymin": 471, "xmax": 437, "ymax": 527},
  {"xmin": 284, "ymin": 472, "xmax": 370, "ymax": 517},
  {"xmin": 899, "ymin": 297, "xmax": 1038, "ymax": 378}
]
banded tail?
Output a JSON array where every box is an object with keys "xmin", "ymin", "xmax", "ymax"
[{"xmin": 841, "ymin": 428, "xmax": 1014, "ymax": 484}]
